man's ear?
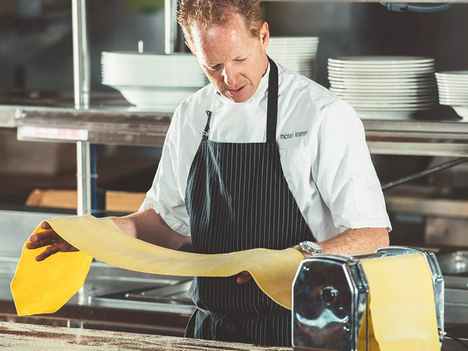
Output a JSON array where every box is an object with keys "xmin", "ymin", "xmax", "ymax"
[
  {"xmin": 182, "ymin": 29, "xmax": 196, "ymax": 55},
  {"xmin": 185, "ymin": 39, "xmax": 196, "ymax": 55},
  {"xmin": 260, "ymin": 21, "xmax": 270, "ymax": 50}
]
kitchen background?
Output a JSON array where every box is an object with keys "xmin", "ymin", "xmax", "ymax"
[
  {"xmin": 0, "ymin": 0, "xmax": 467, "ymax": 337},
  {"xmin": 2, "ymin": 0, "xmax": 468, "ymax": 245}
]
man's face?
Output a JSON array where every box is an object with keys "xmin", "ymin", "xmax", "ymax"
[{"xmin": 187, "ymin": 13, "xmax": 269, "ymax": 103}]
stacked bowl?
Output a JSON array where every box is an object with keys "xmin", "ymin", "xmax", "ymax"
[
  {"xmin": 101, "ymin": 52, "xmax": 206, "ymax": 111},
  {"xmin": 328, "ymin": 56, "xmax": 437, "ymax": 119},
  {"xmin": 436, "ymin": 71, "xmax": 468, "ymax": 120},
  {"xmin": 268, "ymin": 36, "xmax": 319, "ymax": 79}
]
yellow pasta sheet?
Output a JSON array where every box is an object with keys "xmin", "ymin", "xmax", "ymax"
[
  {"xmin": 358, "ymin": 253, "xmax": 440, "ymax": 351},
  {"xmin": 11, "ymin": 215, "xmax": 304, "ymax": 316}
]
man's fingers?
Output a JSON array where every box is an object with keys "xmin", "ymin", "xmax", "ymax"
[
  {"xmin": 57, "ymin": 241, "xmax": 78, "ymax": 252},
  {"xmin": 36, "ymin": 245, "xmax": 60, "ymax": 262},
  {"xmin": 27, "ymin": 230, "xmax": 59, "ymax": 249},
  {"xmin": 235, "ymin": 271, "xmax": 252, "ymax": 285},
  {"xmin": 40, "ymin": 222, "xmax": 51, "ymax": 230},
  {"xmin": 29, "ymin": 229, "xmax": 56, "ymax": 241}
]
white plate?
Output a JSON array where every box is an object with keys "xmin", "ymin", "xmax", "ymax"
[
  {"xmin": 344, "ymin": 101, "xmax": 434, "ymax": 107},
  {"xmin": 328, "ymin": 69, "xmax": 434, "ymax": 75},
  {"xmin": 438, "ymin": 96, "xmax": 468, "ymax": 101},
  {"xmin": 106, "ymin": 85, "xmax": 198, "ymax": 109},
  {"xmin": 436, "ymin": 78, "xmax": 468, "ymax": 83},
  {"xmin": 440, "ymin": 101, "xmax": 468, "ymax": 106},
  {"xmin": 357, "ymin": 110, "xmax": 425, "ymax": 120},
  {"xmin": 329, "ymin": 56, "xmax": 434, "ymax": 65},
  {"xmin": 328, "ymin": 65, "xmax": 434, "ymax": 73},
  {"xmin": 439, "ymin": 100, "xmax": 468, "ymax": 106},
  {"xmin": 436, "ymin": 75, "xmax": 468, "ymax": 80},
  {"xmin": 437, "ymin": 84, "xmax": 468, "ymax": 90},
  {"xmin": 437, "ymin": 81, "xmax": 468, "ymax": 87},
  {"xmin": 436, "ymin": 80, "xmax": 468, "ymax": 87},
  {"xmin": 329, "ymin": 82, "xmax": 435, "ymax": 88},
  {"xmin": 335, "ymin": 96, "xmax": 434, "ymax": 104},
  {"xmin": 437, "ymin": 89, "xmax": 468, "ymax": 94},
  {"xmin": 439, "ymin": 99, "xmax": 468, "ymax": 104},
  {"xmin": 329, "ymin": 69, "xmax": 434, "ymax": 75},
  {"xmin": 332, "ymin": 91, "xmax": 434, "ymax": 100},
  {"xmin": 438, "ymin": 91, "xmax": 468, "ymax": 97},
  {"xmin": 438, "ymin": 97, "xmax": 468, "ymax": 103},
  {"xmin": 437, "ymin": 81, "xmax": 468, "ymax": 86},
  {"xmin": 344, "ymin": 102, "xmax": 434, "ymax": 109},
  {"xmin": 437, "ymin": 92, "xmax": 468, "ymax": 97},
  {"xmin": 330, "ymin": 87, "xmax": 434, "ymax": 95},
  {"xmin": 102, "ymin": 69, "xmax": 206, "ymax": 88},
  {"xmin": 330, "ymin": 82, "xmax": 435, "ymax": 89},
  {"xmin": 329, "ymin": 78, "xmax": 435, "ymax": 86},
  {"xmin": 436, "ymin": 70, "xmax": 468, "ymax": 76},
  {"xmin": 329, "ymin": 84, "xmax": 435, "ymax": 90},
  {"xmin": 329, "ymin": 70, "xmax": 434, "ymax": 77},
  {"xmin": 101, "ymin": 51, "xmax": 206, "ymax": 88},
  {"xmin": 329, "ymin": 62, "xmax": 434, "ymax": 69}
]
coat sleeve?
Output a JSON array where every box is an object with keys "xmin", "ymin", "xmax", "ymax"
[
  {"xmin": 140, "ymin": 107, "xmax": 191, "ymax": 236},
  {"xmin": 311, "ymin": 100, "xmax": 392, "ymax": 234}
]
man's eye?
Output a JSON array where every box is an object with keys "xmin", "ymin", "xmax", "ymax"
[
  {"xmin": 210, "ymin": 65, "xmax": 223, "ymax": 71},
  {"xmin": 235, "ymin": 58, "xmax": 246, "ymax": 63}
]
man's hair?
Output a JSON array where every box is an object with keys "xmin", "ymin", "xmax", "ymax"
[{"xmin": 177, "ymin": 0, "xmax": 264, "ymax": 39}]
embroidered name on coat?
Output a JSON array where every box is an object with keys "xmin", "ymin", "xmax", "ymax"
[{"xmin": 280, "ymin": 131, "xmax": 308, "ymax": 139}]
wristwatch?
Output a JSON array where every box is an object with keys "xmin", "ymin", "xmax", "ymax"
[{"xmin": 294, "ymin": 241, "xmax": 322, "ymax": 258}]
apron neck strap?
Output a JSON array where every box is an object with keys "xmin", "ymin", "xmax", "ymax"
[
  {"xmin": 202, "ymin": 58, "xmax": 279, "ymax": 143},
  {"xmin": 202, "ymin": 110, "xmax": 212, "ymax": 141},
  {"xmin": 266, "ymin": 57, "xmax": 279, "ymax": 144}
]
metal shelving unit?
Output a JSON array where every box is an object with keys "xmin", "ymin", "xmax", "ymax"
[{"xmin": 10, "ymin": 106, "xmax": 468, "ymax": 157}]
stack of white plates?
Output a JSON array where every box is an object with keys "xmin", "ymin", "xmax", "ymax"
[
  {"xmin": 436, "ymin": 71, "xmax": 468, "ymax": 120},
  {"xmin": 268, "ymin": 37, "xmax": 319, "ymax": 79},
  {"xmin": 328, "ymin": 56, "xmax": 437, "ymax": 119},
  {"xmin": 101, "ymin": 52, "xmax": 206, "ymax": 110}
]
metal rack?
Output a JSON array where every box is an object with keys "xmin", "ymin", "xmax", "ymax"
[{"xmin": 11, "ymin": 106, "xmax": 468, "ymax": 156}]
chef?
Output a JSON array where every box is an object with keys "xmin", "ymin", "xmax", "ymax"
[{"xmin": 27, "ymin": 0, "xmax": 391, "ymax": 346}]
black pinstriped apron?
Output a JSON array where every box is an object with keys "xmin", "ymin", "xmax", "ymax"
[{"xmin": 184, "ymin": 59, "xmax": 315, "ymax": 346}]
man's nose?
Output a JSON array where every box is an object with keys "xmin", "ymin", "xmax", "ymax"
[{"xmin": 222, "ymin": 64, "xmax": 239, "ymax": 87}]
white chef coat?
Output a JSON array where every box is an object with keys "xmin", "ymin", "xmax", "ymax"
[{"xmin": 141, "ymin": 63, "xmax": 391, "ymax": 242}]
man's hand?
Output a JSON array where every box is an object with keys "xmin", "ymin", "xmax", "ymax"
[
  {"xmin": 235, "ymin": 271, "xmax": 252, "ymax": 285},
  {"xmin": 26, "ymin": 222, "xmax": 78, "ymax": 261}
]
